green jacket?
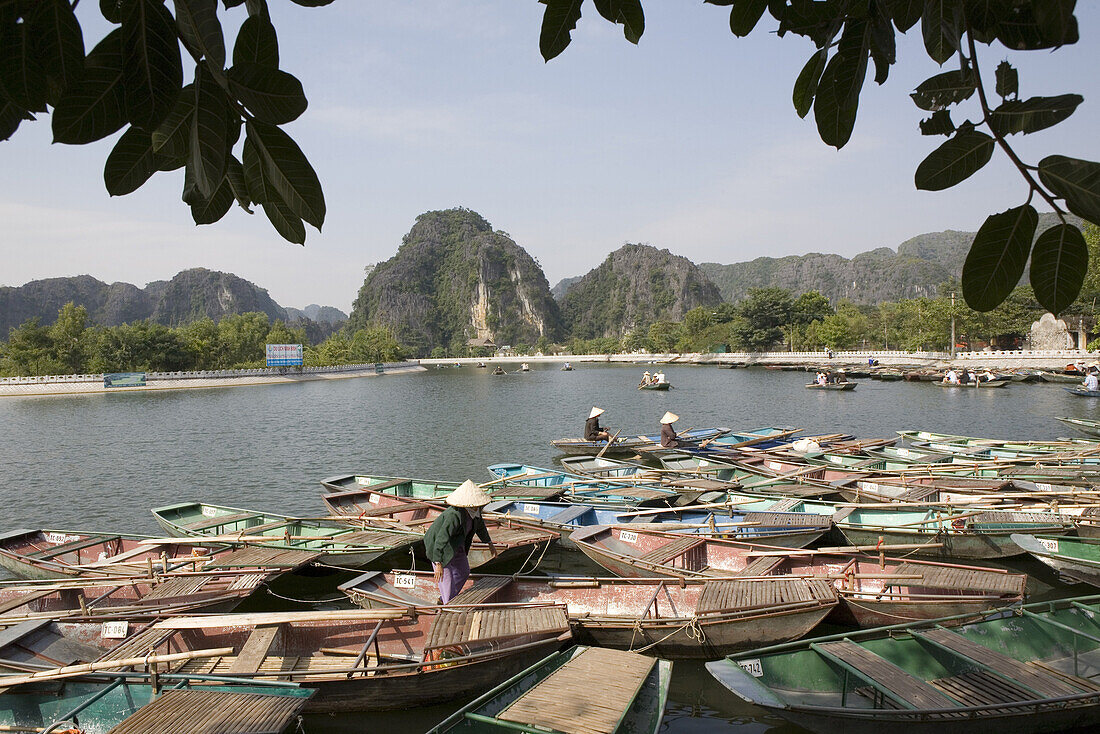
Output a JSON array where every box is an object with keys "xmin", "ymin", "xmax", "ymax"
[{"xmin": 423, "ymin": 506, "xmax": 491, "ymax": 567}]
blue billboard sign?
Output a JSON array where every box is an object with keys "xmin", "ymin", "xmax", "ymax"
[{"xmin": 266, "ymin": 344, "xmax": 304, "ymax": 367}]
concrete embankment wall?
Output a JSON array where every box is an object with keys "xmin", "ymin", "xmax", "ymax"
[
  {"xmin": 0, "ymin": 362, "xmax": 425, "ymax": 398},
  {"xmin": 422, "ymin": 349, "xmax": 1097, "ymax": 370}
]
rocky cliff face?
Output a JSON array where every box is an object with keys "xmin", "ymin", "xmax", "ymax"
[
  {"xmin": 562, "ymin": 244, "xmax": 722, "ymax": 339},
  {"xmin": 347, "ymin": 209, "xmax": 561, "ymax": 354},
  {"xmin": 151, "ymin": 268, "xmax": 287, "ymax": 326}
]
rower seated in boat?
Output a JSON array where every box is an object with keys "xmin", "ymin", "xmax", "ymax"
[
  {"xmin": 815, "ymin": 372, "xmax": 827, "ymax": 386},
  {"xmin": 655, "ymin": 371, "xmax": 668, "ymax": 385},
  {"xmin": 1084, "ymin": 369, "xmax": 1099, "ymax": 392},
  {"xmin": 660, "ymin": 411, "xmax": 683, "ymax": 448},
  {"xmin": 585, "ymin": 407, "xmax": 612, "ymax": 442},
  {"xmin": 639, "ymin": 370, "xmax": 652, "ymax": 387},
  {"xmin": 943, "ymin": 368, "xmax": 960, "ymax": 384}
]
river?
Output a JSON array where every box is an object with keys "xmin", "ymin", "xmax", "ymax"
[{"xmin": 0, "ymin": 363, "xmax": 1094, "ymax": 732}]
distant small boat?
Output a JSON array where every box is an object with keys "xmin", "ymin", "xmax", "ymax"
[
  {"xmin": 937, "ymin": 379, "xmax": 1008, "ymax": 388},
  {"xmin": 476, "ymin": 362, "xmax": 486, "ymax": 368},
  {"xmin": 805, "ymin": 382, "xmax": 856, "ymax": 391},
  {"xmin": 1065, "ymin": 386, "xmax": 1100, "ymax": 397},
  {"xmin": 560, "ymin": 363, "xmax": 574, "ymax": 371},
  {"xmin": 640, "ymin": 382, "xmax": 671, "ymax": 390},
  {"xmin": 493, "ymin": 366, "xmax": 506, "ymax": 375},
  {"xmin": 1038, "ymin": 370, "xmax": 1080, "ymax": 383},
  {"xmin": 1057, "ymin": 416, "xmax": 1100, "ymax": 438},
  {"xmin": 518, "ymin": 363, "xmax": 530, "ymax": 372}
]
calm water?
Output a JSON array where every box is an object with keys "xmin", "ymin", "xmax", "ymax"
[{"xmin": 0, "ymin": 363, "xmax": 1096, "ymax": 732}]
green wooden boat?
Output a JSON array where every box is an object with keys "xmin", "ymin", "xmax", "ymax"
[
  {"xmin": 707, "ymin": 594, "xmax": 1100, "ymax": 734},
  {"xmin": 1012, "ymin": 533, "xmax": 1100, "ymax": 586},
  {"xmin": 1058, "ymin": 416, "xmax": 1100, "ymax": 439},
  {"xmin": 151, "ymin": 501, "xmax": 422, "ymax": 567},
  {"xmin": 320, "ymin": 473, "xmax": 567, "ymax": 502},
  {"xmin": 427, "ymin": 645, "xmax": 671, "ymax": 734}
]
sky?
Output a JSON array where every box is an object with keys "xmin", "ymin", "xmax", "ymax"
[{"xmin": 2, "ymin": 2, "xmax": 1099, "ymax": 314}]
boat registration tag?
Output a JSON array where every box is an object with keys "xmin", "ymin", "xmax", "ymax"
[
  {"xmin": 767, "ymin": 461, "xmax": 783, "ymax": 471},
  {"xmin": 357, "ymin": 477, "xmax": 371, "ymax": 485},
  {"xmin": 102, "ymin": 621, "xmax": 129, "ymax": 639},
  {"xmin": 1037, "ymin": 538, "xmax": 1059, "ymax": 553},
  {"xmin": 368, "ymin": 494, "xmax": 381, "ymax": 504},
  {"xmin": 738, "ymin": 659, "xmax": 763, "ymax": 677},
  {"xmin": 394, "ymin": 573, "xmax": 416, "ymax": 589},
  {"xmin": 1036, "ymin": 483, "xmax": 1052, "ymax": 492},
  {"xmin": 858, "ymin": 482, "xmax": 879, "ymax": 492},
  {"xmin": 201, "ymin": 506, "xmax": 218, "ymax": 517},
  {"xmin": 619, "ymin": 531, "xmax": 638, "ymax": 543},
  {"xmin": 522, "ymin": 504, "xmax": 540, "ymax": 515},
  {"xmin": 44, "ymin": 532, "xmax": 79, "ymax": 545},
  {"xmin": 896, "ymin": 448, "xmax": 911, "ymax": 457}
]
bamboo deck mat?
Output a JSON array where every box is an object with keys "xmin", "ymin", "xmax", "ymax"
[
  {"xmin": 447, "ymin": 576, "xmax": 512, "ymax": 605},
  {"xmin": 498, "ymin": 646, "xmax": 655, "ymax": 734},
  {"xmin": 814, "ymin": 640, "xmax": 957, "ymax": 709},
  {"xmin": 638, "ymin": 536, "xmax": 702, "ymax": 565},
  {"xmin": 207, "ymin": 547, "xmax": 320, "ymax": 569},
  {"xmin": 107, "ymin": 689, "xmax": 307, "ymax": 734},
  {"xmin": 893, "ymin": 563, "xmax": 1024, "ymax": 595},
  {"xmin": 697, "ymin": 578, "xmax": 834, "ymax": 613},
  {"xmin": 427, "ymin": 606, "xmax": 568, "ymax": 650},
  {"xmin": 743, "ymin": 512, "xmax": 831, "ymax": 528}
]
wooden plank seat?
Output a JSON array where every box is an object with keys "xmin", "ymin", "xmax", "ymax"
[
  {"xmin": 426, "ymin": 607, "xmax": 568, "ymax": 651},
  {"xmin": 493, "ymin": 485, "xmax": 562, "ymax": 500},
  {"xmin": 138, "ymin": 575, "xmax": 210, "ymax": 601},
  {"xmin": 182, "ymin": 512, "xmax": 261, "ymax": 532},
  {"xmin": 107, "ymin": 689, "xmax": 307, "ymax": 734},
  {"xmin": 30, "ymin": 535, "xmax": 118, "ymax": 560},
  {"xmin": 206, "ymin": 546, "xmax": 319, "ymax": 569},
  {"xmin": 638, "ymin": 536, "xmax": 704, "ymax": 565},
  {"xmin": 895, "ymin": 486, "xmax": 942, "ymax": 503},
  {"xmin": 765, "ymin": 498, "xmax": 802, "ymax": 512},
  {"xmin": 811, "ymin": 640, "xmax": 959, "ymax": 710},
  {"xmin": 698, "ymin": 578, "xmax": 834, "ymax": 613},
  {"xmin": 930, "ymin": 669, "xmax": 1043, "ymax": 706},
  {"xmin": 893, "ymin": 563, "xmax": 1024, "ymax": 595},
  {"xmin": 504, "ymin": 472, "xmax": 562, "ymax": 484},
  {"xmin": 483, "ymin": 526, "xmax": 550, "ymax": 545},
  {"xmin": 736, "ymin": 555, "xmax": 786, "ymax": 577},
  {"xmin": 913, "ymin": 627, "xmax": 1088, "ymax": 697},
  {"xmin": 332, "ymin": 529, "xmax": 412, "ymax": 548},
  {"xmin": 742, "ymin": 512, "xmax": 830, "ymax": 528},
  {"xmin": 973, "ymin": 511, "xmax": 1064, "ymax": 526},
  {"xmin": 497, "ymin": 646, "xmax": 656, "ymax": 734},
  {"xmin": 227, "ymin": 624, "xmax": 282, "ymax": 676},
  {"xmin": 547, "ymin": 505, "xmax": 593, "ymax": 525},
  {"xmin": 354, "ymin": 478, "xmax": 414, "ymax": 494},
  {"xmin": 447, "ymin": 576, "xmax": 513, "ymax": 606},
  {"xmin": 96, "ymin": 627, "xmax": 178, "ymax": 665}
]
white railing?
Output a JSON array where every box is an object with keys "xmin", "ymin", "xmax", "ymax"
[{"xmin": 0, "ymin": 361, "xmax": 420, "ymax": 384}]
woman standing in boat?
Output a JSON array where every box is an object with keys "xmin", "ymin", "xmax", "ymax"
[{"xmin": 425, "ymin": 481, "xmax": 496, "ymax": 603}]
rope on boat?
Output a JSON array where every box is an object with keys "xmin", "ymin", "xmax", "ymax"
[
  {"xmin": 843, "ymin": 597, "xmax": 938, "ymax": 623},
  {"xmin": 264, "ymin": 587, "xmax": 347, "ymax": 605},
  {"xmin": 626, "ymin": 615, "xmax": 705, "ymax": 653},
  {"xmin": 514, "ymin": 539, "xmax": 553, "ymax": 576}
]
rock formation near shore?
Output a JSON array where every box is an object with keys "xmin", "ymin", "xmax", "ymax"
[
  {"xmin": 561, "ymin": 244, "xmax": 722, "ymax": 339},
  {"xmin": 346, "ymin": 208, "xmax": 562, "ymax": 354}
]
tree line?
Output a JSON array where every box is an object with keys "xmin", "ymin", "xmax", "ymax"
[{"xmin": 0, "ymin": 304, "xmax": 404, "ymax": 377}]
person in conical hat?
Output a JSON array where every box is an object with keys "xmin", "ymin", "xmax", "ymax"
[
  {"xmin": 640, "ymin": 370, "xmax": 651, "ymax": 387},
  {"xmin": 584, "ymin": 406, "xmax": 612, "ymax": 443},
  {"xmin": 424, "ymin": 480, "xmax": 496, "ymax": 603},
  {"xmin": 659, "ymin": 411, "xmax": 682, "ymax": 449}
]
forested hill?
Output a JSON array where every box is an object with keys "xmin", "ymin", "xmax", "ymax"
[
  {"xmin": 562, "ymin": 244, "xmax": 722, "ymax": 339},
  {"xmin": 0, "ymin": 268, "xmax": 346, "ymax": 337},
  {"xmin": 346, "ymin": 208, "xmax": 561, "ymax": 355},
  {"xmin": 699, "ymin": 213, "xmax": 1080, "ymax": 304}
]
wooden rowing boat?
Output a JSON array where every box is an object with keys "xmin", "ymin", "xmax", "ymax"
[
  {"xmin": 319, "ymin": 472, "xmax": 566, "ymax": 502},
  {"xmin": 1056, "ymin": 416, "xmax": 1100, "ymax": 439},
  {"xmin": 341, "ymin": 570, "xmax": 838, "ymax": 659},
  {"xmin": 151, "ymin": 502, "xmax": 422, "ymax": 567},
  {"xmin": 1012, "ymin": 533, "xmax": 1100, "ymax": 586},
  {"xmin": 427, "ymin": 646, "xmax": 671, "ymax": 734},
  {"xmin": 639, "ymin": 382, "xmax": 670, "ymax": 390},
  {"xmin": 566, "ymin": 526, "xmax": 1025, "ymax": 627},
  {"xmin": 486, "ymin": 463, "xmax": 683, "ymax": 506},
  {"xmin": 706, "ymin": 594, "xmax": 1100, "ymax": 734},
  {"xmin": 319, "ymin": 488, "xmax": 558, "ymax": 569},
  {"xmin": 806, "ymin": 382, "xmax": 857, "ymax": 391},
  {"xmin": 549, "ymin": 427, "xmax": 731, "ymax": 457},
  {"xmin": 1065, "ymin": 387, "xmax": 1100, "ymax": 398}
]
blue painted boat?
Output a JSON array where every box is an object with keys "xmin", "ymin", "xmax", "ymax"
[{"xmin": 486, "ymin": 463, "xmax": 681, "ymax": 506}]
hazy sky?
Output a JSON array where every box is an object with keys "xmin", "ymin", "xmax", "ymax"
[{"xmin": 2, "ymin": 3, "xmax": 1098, "ymax": 313}]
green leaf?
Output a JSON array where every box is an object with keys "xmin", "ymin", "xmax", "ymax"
[
  {"xmin": 262, "ymin": 195, "xmax": 305, "ymax": 244},
  {"xmin": 727, "ymin": 0, "xmax": 767, "ymax": 37},
  {"xmin": 51, "ymin": 31, "xmax": 127, "ymax": 144},
  {"xmin": 287, "ymin": 0, "xmax": 335, "ymax": 6},
  {"xmin": 910, "ymin": 69, "xmax": 974, "ymax": 111},
  {"xmin": 868, "ymin": 4, "xmax": 896, "ymax": 84},
  {"xmin": 963, "ymin": 0, "xmax": 1006, "ymax": 34},
  {"xmin": 104, "ymin": 125, "xmax": 158, "ymax": 195},
  {"xmin": 539, "ymin": 0, "xmax": 583, "ymax": 62},
  {"xmin": 174, "ymin": 0, "xmax": 226, "ymax": 70},
  {"xmin": 0, "ymin": 99, "xmax": 33, "ymax": 141},
  {"xmin": 100, "ymin": 0, "xmax": 124, "ymax": 23},
  {"xmin": 886, "ymin": 0, "xmax": 921, "ymax": 32},
  {"xmin": 30, "ymin": 0, "xmax": 86, "ymax": 106},
  {"xmin": 121, "ymin": 0, "xmax": 183, "ymax": 130},
  {"xmin": 961, "ymin": 204, "xmax": 1038, "ymax": 311},
  {"xmin": 989, "ymin": 94, "xmax": 1081, "ymax": 137},
  {"xmin": 227, "ymin": 63, "xmax": 307, "ymax": 124},
  {"xmin": 1038, "ymin": 156, "xmax": 1100, "ymax": 225},
  {"xmin": 813, "ymin": 53, "xmax": 859, "ymax": 149},
  {"xmin": 245, "ymin": 120, "xmax": 325, "ymax": 229},
  {"xmin": 233, "ymin": 12, "xmax": 278, "ymax": 68},
  {"xmin": 151, "ymin": 83, "xmax": 194, "ymax": 157},
  {"xmin": 995, "ymin": 60, "xmax": 1017, "ymax": 99},
  {"xmin": 242, "ymin": 135, "xmax": 272, "ymax": 203},
  {"xmin": 919, "ymin": 109, "xmax": 954, "ymax": 136},
  {"xmin": 914, "ymin": 129, "xmax": 994, "ymax": 191},
  {"xmin": 190, "ymin": 176, "xmax": 234, "ymax": 224},
  {"xmin": 0, "ymin": 18, "xmax": 48, "ymax": 111},
  {"xmin": 191, "ymin": 63, "xmax": 229, "ymax": 198},
  {"xmin": 792, "ymin": 50, "xmax": 826, "ymax": 119},
  {"xmin": 921, "ymin": 0, "xmax": 959, "ymax": 64},
  {"xmin": 1032, "ymin": 0, "xmax": 1078, "ymax": 49},
  {"xmin": 1030, "ymin": 223, "xmax": 1088, "ymax": 316},
  {"xmin": 996, "ymin": 4, "xmax": 1077, "ymax": 50},
  {"xmin": 225, "ymin": 154, "xmax": 253, "ymax": 212},
  {"xmin": 833, "ymin": 18, "xmax": 869, "ymax": 108},
  {"xmin": 592, "ymin": 0, "xmax": 643, "ymax": 43}
]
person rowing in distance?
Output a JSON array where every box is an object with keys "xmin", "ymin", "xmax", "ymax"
[
  {"xmin": 1083, "ymin": 367, "xmax": 1099, "ymax": 393},
  {"xmin": 942, "ymin": 368, "xmax": 960, "ymax": 384},
  {"xmin": 585, "ymin": 406, "xmax": 613, "ymax": 443},
  {"xmin": 639, "ymin": 370, "xmax": 651, "ymax": 387}
]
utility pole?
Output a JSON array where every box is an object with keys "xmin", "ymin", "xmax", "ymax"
[{"xmin": 950, "ymin": 292, "xmax": 957, "ymax": 360}]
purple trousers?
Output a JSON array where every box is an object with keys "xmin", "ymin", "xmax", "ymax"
[{"xmin": 438, "ymin": 552, "xmax": 471, "ymax": 603}]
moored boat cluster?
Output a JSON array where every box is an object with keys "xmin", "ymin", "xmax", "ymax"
[{"xmin": 5, "ymin": 423, "xmax": 1100, "ymax": 732}]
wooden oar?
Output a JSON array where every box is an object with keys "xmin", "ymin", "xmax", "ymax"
[
  {"xmin": 596, "ymin": 429, "xmax": 623, "ymax": 459},
  {"xmin": 0, "ymin": 648, "xmax": 235, "ymax": 687},
  {"xmin": 613, "ymin": 499, "xmax": 764, "ymax": 517}
]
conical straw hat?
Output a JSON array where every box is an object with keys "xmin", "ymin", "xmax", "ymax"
[
  {"xmin": 660, "ymin": 411, "xmax": 679, "ymax": 424},
  {"xmin": 446, "ymin": 480, "xmax": 492, "ymax": 507},
  {"xmin": 589, "ymin": 407, "xmax": 605, "ymax": 419}
]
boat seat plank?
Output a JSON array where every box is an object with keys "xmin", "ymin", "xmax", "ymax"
[
  {"xmin": 547, "ymin": 505, "xmax": 592, "ymax": 525},
  {"xmin": 334, "ymin": 529, "xmax": 413, "ymax": 548},
  {"xmin": 355, "ymin": 479, "xmax": 414, "ymax": 494},
  {"xmin": 182, "ymin": 512, "xmax": 262, "ymax": 532},
  {"xmin": 138, "ymin": 575, "xmax": 210, "ymax": 601},
  {"xmin": 930, "ymin": 670, "xmax": 1039, "ymax": 706},
  {"xmin": 31, "ymin": 536, "xmax": 118, "ymax": 561},
  {"xmin": 697, "ymin": 578, "xmax": 834, "ymax": 612},
  {"xmin": 916, "ymin": 628, "xmax": 1087, "ymax": 697},
  {"xmin": 96, "ymin": 627, "xmax": 177, "ymax": 664},
  {"xmin": 894, "ymin": 564, "xmax": 1023, "ymax": 595},
  {"xmin": 106, "ymin": 689, "xmax": 307, "ymax": 734},
  {"xmin": 736, "ymin": 556, "xmax": 786, "ymax": 577},
  {"xmin": 227, "ymin": 624, "xmax": 283, "ymax": 676},
  {"xmin": 493, "ymin": 485, "xmax": 562, "ymax": 500},
  {"xmin": 498, "ymin": 647, "xmax": 656, "ymax": 734},
  {"xmin": 426, "ymin": 607, "xmax": 568, "ymax": 650},
  {"xmin": 743, "ymin": 512, "xmax": 830, "ymax": 528},
  {"xmin": 207, "ymin": 547, "xmax": 320, "ymax": 570},
  {"xmin": 447, "ymin": 576, "xmax": 513, "ymax": 606},
  {"xmin": 813, "ymin": 640, "xmax": 958, "ymax": 710},
  {"xmin": 765, "ymin": 498, "xmax": 802, "ymax": 512},
  {"xmin": 638, "ymin": 537, "xmax": 704, "ymax": 565}
]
